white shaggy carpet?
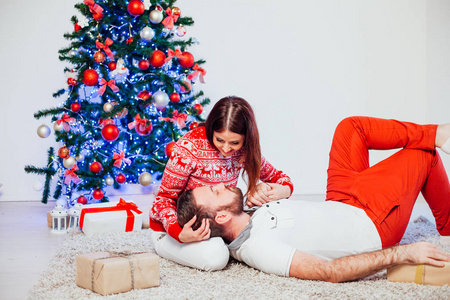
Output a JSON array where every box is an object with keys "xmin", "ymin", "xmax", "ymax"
[{"xmin": 29, "ymin": 216, "xmax": 450, "ymax": 299}]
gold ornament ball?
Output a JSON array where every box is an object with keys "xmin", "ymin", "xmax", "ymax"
[
  {"xmin": 103, "ymin": 102, "xmax": 114, "ymax": 113},
  {"xmin": 37, "ymin": 124, "xmax": 51, "ymax": 138},
  {"xmin": 138, "ymin": 172, "xmax": 153, "ymax": 186},
  {"xmin": 53, "ymin": 121, "xmax": 64, "ymax": 132}
]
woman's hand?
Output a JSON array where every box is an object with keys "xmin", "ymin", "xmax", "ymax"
[
  {"xmin": 246, "ymin": 183, "xmax": 291, "ymax": 208},
  {"xmin": 178, "ymin": 215, "xmax": 211, "ymax": 243}
]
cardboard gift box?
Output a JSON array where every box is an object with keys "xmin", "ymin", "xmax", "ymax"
[
  {"xmin": 76, "ymin": 251, "xmax": 160, "ymax": 295},
  {"xmin": 387, "ymin": 262, "xmax": 450, "ymax": 286},
  {"xmin": 80, "ymin": 199, "xmax": 143, "ymax": 236}
]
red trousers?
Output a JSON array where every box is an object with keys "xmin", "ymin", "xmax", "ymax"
[{"xmin": 326, "ymin": 117, "xmax": 450, "ymax": 248}]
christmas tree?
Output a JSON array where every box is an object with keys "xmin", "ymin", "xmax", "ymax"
[{"xmin": 25, "ymin": 0, "xmax": 209, "ymax": 205}]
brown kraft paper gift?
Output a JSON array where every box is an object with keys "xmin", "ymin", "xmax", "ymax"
[
  {"xmin": 76, "ymin": 251, "xmax": 160, "ymax": 295},
  {"xmin": 387, "ymin": 262, "xmax": 450, "ymax": 286}
]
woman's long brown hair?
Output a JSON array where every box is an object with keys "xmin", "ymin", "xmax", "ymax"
[{"xmin": 204, "ymin": 96, "xmax": 261, "ymax": 197}]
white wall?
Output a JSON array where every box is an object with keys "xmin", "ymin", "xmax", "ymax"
[{"xmin": 1, "ymin": 0, "xmax": 449, "ymax": 201}]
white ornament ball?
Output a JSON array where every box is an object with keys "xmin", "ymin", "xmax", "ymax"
[
  {"xmin": 140, "ymin": 26, "xmax": 155, "ymax": 41},
  {"xmin": 103, "ymin": 102, "xmax": 114, "ymax": 113},
  {"xmin": 149, "ymin": 10, "xmax": 163, "ymax": 24},
  {"xmin": 75, "ymin": 153, "xmax": 84, "ymax": 161},
  {"xmin": 63, "ymin": 156, "xmax": 76, "ymax": 169},
  {"xmin": 152, "ymin": 91, "xmax": 169, "ymax": 109},
  {"xmin": 68, "ymin": 49, "xmax": 78, "ymax": 57},
  {"xmin": 56, "ymin": 199, "xmax": 66, "ymax": 207},
  {"xmin": 138, "ymin": 172, "xmax": 153, "ymax": 186},
  {"xmin": 33, "ymin": 180, "xmax": 44, "ymax": 191},
  {"xmin": 105, "ymin": 176, "xmax": 114, "ymax": 186},
  {"xmin": 37, "ymin": 124, "xmax": 51, "ymax": 138},
  {"xmin": 176, "ymin": 25, "xmax": 187, "ymax": 37},
  {"xmin": 53, "ymin": 121, "xmax": 64, "ymax": 132}
]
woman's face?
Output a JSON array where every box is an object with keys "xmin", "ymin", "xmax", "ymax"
[{"xmin": 213, "ymin": 130, "xmax": 245, "ymax": 157}]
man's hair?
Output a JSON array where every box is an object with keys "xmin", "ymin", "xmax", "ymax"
[{"xmin": 177, "ymin": 187, "xmax": 244, "ymax": 238}]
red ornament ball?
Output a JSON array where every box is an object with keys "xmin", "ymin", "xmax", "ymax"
[
  {"xmin": 108, "ymin": 61, "xmax": 117, "ymax": 71},
  {"xmin": 58, "ymin": 146, "xmax": 70, "ymax": 159},
  {"xmin": 169, "ymin": 92, "xmax": 180, "ymax": 103},
  {"xmin": 135, "ymin": 123, "xmax": 153, "ymax": 136},
  {"xmin": 90, "ymin": 162, "xmax": 103, "ymax": 173},
  {"xmin": 189, "ymin": 122, "xmax": 199, "ymax": 130},
  {"xmin": 77, "ymin": 195, "xmax": 88, "ymax": 204},
  {"xmin": 93, "ymin": 51, "xmax": 106, "ymax": 63},
  {"xmin": 150, "ymin": 50, "xmax": 166, "ymax": 68},
  {"xmin": 178, "ymin": 52, "xmax": 195, "ymax": 68},
  {"xmin": 82, "ymin": 69, "xmax": 99, "ymax": 86},
  {"xmin": 67, "ymin": 78, "xmax": 77, "ymax": 85},
  {"xmin": 138, "ymin": 59, "xmax": 150, "ymax": 70},
  {"xmin": 101, "ymin": 124, "xmax": 120, "ymax": 141},
  {"xmin": 92, "ymin": 189, "xmax": 104, "ymax": 200},
  {"xmin": 74, "ymin": 23, "xmax": 82, "ymax": 32},
  {"xmin": 193, "ymin": 104, "xmax": 203, "ymax": 115},
  {"xmin": 116, "ymin": 173, "xmax": 126, "ymax": 184},
  {"xmin": 127, "ymin": 0, "xmax": 145, "ymax": 17},
  {"xmin": 71, "ymin": 102, "xmax": 81, "ymax": 113},
  {"xmin": 165, "ymin": 141, "xmax": 176, "ymax": 157}
]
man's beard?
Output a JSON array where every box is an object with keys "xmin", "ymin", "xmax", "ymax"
[{"xmin": 218, "ymin": 186, "xmax": 244, "ymax": 215}]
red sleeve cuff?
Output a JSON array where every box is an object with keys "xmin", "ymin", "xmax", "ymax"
[{"xmin": 167, "ymin": 222, "xmax": 183, "ymax": 243}]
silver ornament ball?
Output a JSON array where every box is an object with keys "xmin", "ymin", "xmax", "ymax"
[
  {"xmin": 138, "ymin": 172, "xmax": 153, "ymax": 186},
  {"xmin": 68, "ymin": 49, "xmax": 78, "ymax": 57},
  {"xmin": 75, "ymin": 153, "xmax": 84, "ymax": 161},
  {"xmin": 103, "ymin": 102, "xmax": 114, "ymax": 113},
  {"xmin": 53, "ymin": 121, "xmax": 64, "ymax": 132},
  {"xmin": 63, "ymin": 156, "xmax": 76, "ymax": 169},
  {"xmin": 149, "ymin": 10, "xmax": 163, "ymax": 24},
  {"xmin": 152, "ymin": 91, "xmax": 169, "ymax": 109},
  {"xmin": 105, "ymin": 176, "xmax": 114, "ymax": 186},
  {"xmin": 176, "ymin": 26, "xmax": 187, "ymax": 37},
  {"xmin": 140, "ymin": 26, "xmax": 155, "ymax": 41},
  {"xmin": 37, "ymin": 124, "xmax": 51, "ymax": 138}
]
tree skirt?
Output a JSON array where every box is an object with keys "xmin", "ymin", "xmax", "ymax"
[{"xmin": 29, "ymin": 216, "xmax": 450, "ymax": 299}]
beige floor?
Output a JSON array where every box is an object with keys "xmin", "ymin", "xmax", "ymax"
[{"xmin": 0, "ymin": 195, "xmax": 436, "ymax": 300}]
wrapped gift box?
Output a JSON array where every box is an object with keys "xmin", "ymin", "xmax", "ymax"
[
  {"xmin": 76, "ymin": 251, "xmax": 159, "ymax": 295},
  {"xmin": 387, "ymin": 262, "xmax": 450, "ymax": 286},
  {"xmin": 80, "ymin": 199, "xmax": 143, "ymax": 236}
]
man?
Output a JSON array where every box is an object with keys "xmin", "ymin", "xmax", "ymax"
[
  {"xmin": 177, "ymin": 117, "xmax": 450, "ymax": 282},
  {"xmin": 177, "ymin": 183, "xmax": 449, "ymax": 283}
]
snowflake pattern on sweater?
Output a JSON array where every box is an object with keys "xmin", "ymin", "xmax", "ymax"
[{"xmin": 150, "ymin": 126, "xmax": 293, "ymax": 241}]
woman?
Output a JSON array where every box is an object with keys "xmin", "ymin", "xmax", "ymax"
[{"xmin": 150, "ymin": 96, "xmax": 293, "ymax": 270}]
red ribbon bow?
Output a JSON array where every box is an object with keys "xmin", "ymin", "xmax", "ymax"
[
  {"xmin": 84, "ymin": 0, "xmax": 103, "ymax": 17},
  {"xmin": 159, "ymin": 110, "xmax": 188, "ymax": 128},
  {"xmin": 113, "ymin": 151, "xmax": 131, "ymax": 168},
  {"xmin": 79, "ymin": 199, "xmax": 142, "ymax": 232},
  {"xmin": 162, "ymin": 8, "xmax": 180, "ymax": 30},
  {"xmin": 128, "ymin": 114, "xmax": 148, "ymax": 130},
  {"xmin": 96, "ymin": 38, "xmax": 114, "ymax": 59},
  {"xmin": 165, "ymin": 48, "xmax": 182, "ymax": 63},
  {"xmin": 64, "ymin": 165, "xmax": 82, "ymax": 185},
  {"xmin": 187, "ymin": 64, "xmax": 207, "ymax": 83},
  {"xmin": 57, "ymin": 113, "xmax": 76, "ymax": 131},
  {"xmin": 98, "ymin": 118, "xmax": 114, "ymax": 128},
  {"xmin": 98, "ymin": 78, "xmax": 119, "ymax": 96}
]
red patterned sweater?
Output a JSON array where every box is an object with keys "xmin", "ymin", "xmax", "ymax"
[{"xmin": 150, "ymin": 126, "xmax": 294, "ymax": 242}]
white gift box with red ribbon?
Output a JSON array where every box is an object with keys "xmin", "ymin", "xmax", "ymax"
[{"xmin": 79, "ymin": 199, "xmax": 143, "ymax": 236}]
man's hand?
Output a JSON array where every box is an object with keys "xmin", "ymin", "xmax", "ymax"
[
  {"xmin": 178, "ymin": 215, "xmax": 211, "ymax": 243},
  {"xmin": 246, "ymin": 183, "xmax": 291, "ymax": 207},
  {"xmin": 396, "ymin": 242, "xmax": 450, "ymax": 267}
]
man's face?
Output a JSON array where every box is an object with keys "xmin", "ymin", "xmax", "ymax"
[{"xmin": 193, "ymin": 183, "xmax": 242, "ymax": 213}]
